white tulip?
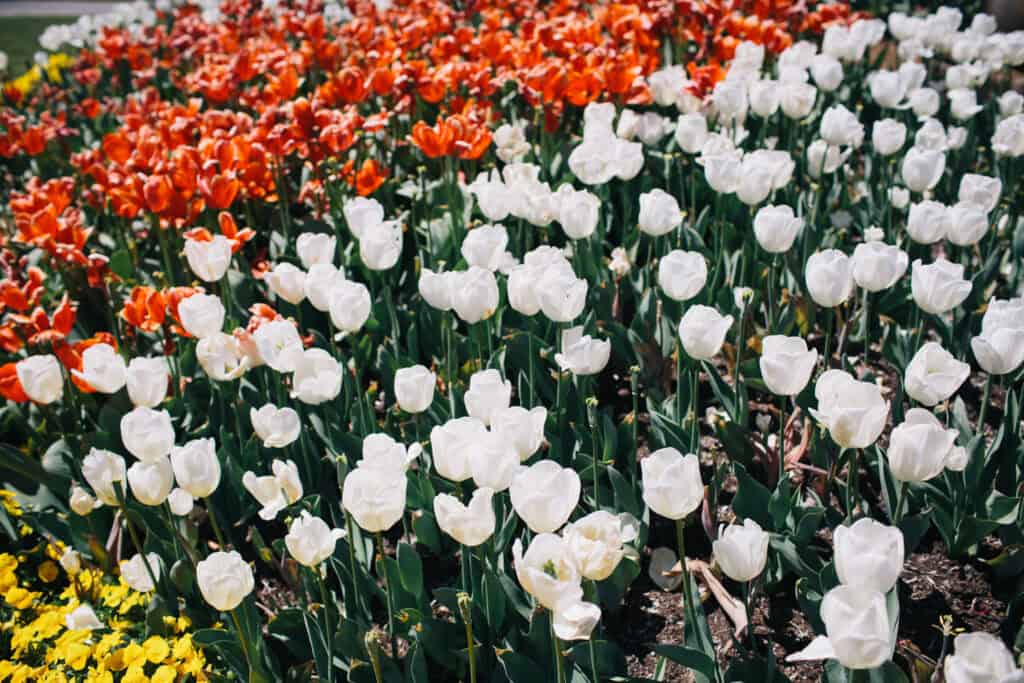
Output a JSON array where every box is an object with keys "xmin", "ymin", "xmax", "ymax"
[
  {"xmin": 125, "ymin": 357, "xmax": 168, "ymax": 408},
  {"xmin": 394, "ymin": 365, "xmax": 436, "ymax": 414},
  {"xmin": 944, "ymin": 632, "xmax": 1022, "ymax": 683},
  {"xmin": 491, "ymin": 406, "xmax": 547, "ymax": 461},
  {"xmin": 121, "ymin": 407, "xmax": 174, "ymax": 462},
  {"xmin": 674, "ymin": 114, "xmax": 709, "ymax": 154},
  {"xmin": 809, "ymin": 370, "xmax": 888, "ymax": 449},
  {"xmin": 264, "ymin": 263, "xmax": 307, "ymax": 306},
  {"xmin": 296, "ymin": 233, "xmax": 336, "ymax": 269},
  {"xmin": 184, "ymin": 235, "xmax": 232, "ymax": 282},
  {"xmin": 197, "ymin": 550, "xmax": 254, "ymax": 612},
  {"xmin": 418, "ymin": 268, "xmax": 457, "ymax": 312},
  {"xmin": 972, "ymin": 297, "xmax": 1024, "ymax": 375},
  {"xmin": 806, "ymin": 249, "xmax": 855, "ymax": 308},
  {"xmin": 906, "ymin": 200, "xmax": 950, "ymax": 244},
  {"xmin": 552, "ymin": 597, "xmax": 602, "ymax": 641},
  {"xmin": 834, "ymin": 517, "xmax": 904, "ymax": 594},
  {"xmin": 127, "ymin": 457, "xmax": 174, "ymax": 506},
  {"xmin": 658, "ymin": 250, "xmax": 707, "ymax": 302},
  {"xmin": 678, "ymin": 306, "xmax": 733, "ymax": 361},
  {"xmin": 900, "ymin": 147, "xmax": 945, "ymax": 193},
  {"xmin": 167, "ymin": 488, "xmax": 194, "ymax": 516},
  {"xmin": 806, "ymin": 140, "xmax": 851, "ymax": 178},
  {"xmin": 638, "ymin": 189, "xmax": 682, "ymax": 237},
  {"xmin": 70, "ymin": 484, "xmax": 100, "ymax": 515},
  {"xmin": 81, "ymin": 448, "xmax": 126, "ymax": 506},
  {"xmin": 958, "ymin": 174, "xmax": 1002, "ymax": 214},
  {"xmin": 60, "ymin": 548, "xmax": 81, "ymax": 576},
  {"xmin": 510, "ymin": 460, "xmax": 581, "ymax": 533},
  {"xmin": 470, "ymin": 431, "xmax": 522, "ymax": 492},
  {"xmin": 197, "ymin": 332, "xmax": 249, "ymax": 381},
  {"xmin": 462, "ymin": 224, "xmax": 509, "ymax": 272},
  {"xmin": 779, "ymin": 81, "xmax": 817, "ymax": 120},
  {"xmin": 554, "ymin": 185, "xmax": 601, "ymax": 241},
  {"xmin": 464, "ymin": 369, "xmax": 511, "ymax": 426},
  {"xmin": 555, "ymin": 326, "xmax": 611, "ymax": 377},
  {"xmin": 65, "ymin": 604, "xmax": 104, "ymax": 631},
  {"xmin": 888, "ymin": 408, "xmax": 966, "ymax": 482},
  {"xmin": 359, "ymin": 433, "xmax": 420, "ymax": 475},
  {"xmin": 820, "ymin": 105, "xmax": 864, "ymax": 148},
  {"xmin": 121, "ymin": 553, "xmax": 161, "ymax": 592},
  {"xmin": 434, "ymin": 487, "xmax": 496, "ymax": 547},
  {"xmin": 641, "ymin": 448, "xmax": 703, "ymax": 520},
  {"xmin": 15, "ymin": 354, "xmax": 64, "ymax": 404},
  {"xmin": 911, "ymin": 258, "xmax": 972, "ymax": 315},
  {"xmin": 453, "ymin": 266, "xmax": 499, "ymax": 324},
  {"xmin": 170, "ymin": 437, "xmax": 221, "ymax": 498},
  {"xmin": 788, "ymin": 585, "xmax": 893, "ymax": 670},
  {"xmin": 178, "ymin": 293, "xmax": 226, "ymax": 339},
  {"xmin": 947, "ymin": 202, "xmax": 990, "ymax": 247},
  {"xmin": 359, "ymin": 221, "xmax": 403, "ymax": 271},
  {"xmin": 563, "ymin": 511, "xmax": 626, "ymax": 581},
  {"xmin": 905, "ymin": 342, "xmax": 970, "ymax": 407},
  {"xmin": 537, "ymin": 264, "xmax": 587, "ymax": 324},
  {"xmin": 512, "ymin": 533, "xmax": 582, "ymax": 610},
  {"xmin": 285, "ymin": 511, "xmax": 345, "ymax": 567},
  {"xmin": 852, "ymin": 241, "xmax": 908, "ymax": 292},
  {"xmin": 810, "ymin": 54, "xmax": 843, "ymax": 91},
  {"xmin": 343, "ymin": 197, "xmax": 384, "ymax": 240},
  {"xmin": 431, "ymin": 417, "xmax": 488, "ymax": 483},
  {"xmin": 292, "ymin": 348, "xmax": 342, "ymax": 405},
  {"xmin": 342, "ymin": 466, "xmax": 406, "ymax": 533},
  {"xmin": 753, "ymin": 205, "xmax": 803, "ymax": 253},
  {"xmin": 250, "ymin": 404, "xmax": 301, "ymax": 448},
  {"xmin": 71, "ymin": 343, "xmax": 126, "ymax": 394},
  {"xmin": 872, "ymin": 119, "xmax": 907, "ymax": 156},
  {"xmin": 713, "ymin": 518, "xmax": 769, "ymax": 582},
  {"xmin": 328, "ymin": 279, "xmax": 372, "ymax": 333},
  {"xmin": 303, "ymin": 263, "xmax": 344, "ymax": 312},
  {"xmin": 759, "ymin": 335, "xmax": 818, "ymax": 396}
]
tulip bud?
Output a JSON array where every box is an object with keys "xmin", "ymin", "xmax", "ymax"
[
  {"xmin": 304, "ymin": 263, "xmax": 345, "ymax": 312},
  {"xmin": 170, "ymin": 437, "xmax": 222, "ymax": 498},
  {"xmin": 900, "ymin": 147, "xmax": 945, "ymax": 193},
  {"xmin": 702, "ymin": 153, "xmax": 742, "ymax": 194},
  {"xmin": 553, "ymin": 597, "xmax": 602, "ymax": 641},
  {"xmin": 71, "ymin": 343, "xmax": 126, "ymax": 394},
  {"xmin": 285, "ymin": 511, "xmax": 345, "ymax": 567},
  {"xmin": 658, "ymin": 250, "xmax": 707, "ymax": 302},
  {"xmin": 296, "ymin": 233, "xmax": 337, "ymax": 269},
  {"xmin": 806, "ymin": 139, "xmax": 851, "ymax": 178},
  {"xmin": 342, "ymin": 466, "xmax": 406, "ymax": 533},
  {"xmin": 779, "ymin": 81, "xmax": 817, "ymax": 120},
  {"xmin": 431, "ymin": 417, "xmax": 487, "ymax": 483},
  {"xmin": 434, "ymin": 487, "xmax": 496, "ymax": 547},
  {"xmin": 126, "ymin": 357, "xmax": 169, "ymax": 408},
  {"xmin": 461, "ymin": 224, "xmax": 509, "ymax": 272},
  {"xmin": 909, "ymin": 88, "xmax": 939, "ymax": 119},
  {"xmin": 555, "ymin": 185, "xmax": 600, "ymax": 240},
  {"xmin": 394, "ymin": 365, "xmax": 436, "ymax": 414},
  {"xmin": 906, "ymin": 200, "xmax": 950, "ymax": 244},
  {"xmin": 971, "ymin": 297, "xmax": 1024, "ymax": 375},
  {"xmin": 820, "ymin": 104, "xmax": 864, "ymax": 148},
  {"xmin": 292, "ymin": 349, "xmax": 342, "ymax": 405},
  {"xmin": 510, "ymin": 461, "xmax": 581, "ymax": 533},
  {"xmin": 753, "ymin": 205, "xmax": 804, "ymax": 253},
  {"xmin": 184, "ymin": 235, "xmax": 232, "ymax": 282},
  {"xmin": 491, "ymin": 406, "xmax": 547, "ymax": 461},
  {"xmin": 944, "ymin": 632, "xmax": 1021, "ymax": 683},
  {"xmin": 197, "ymin": 550, "xmax": 254, "ymax": 612},
  {"xmin": 810, "ymin": 55, "xmax": 843, "ymax": 91},
  {"xmin": 834, "ymin": 517, "xmax": 904, "ymax": 594},
  {"xmin": 70, "ymin": 484, "xmax": 100, "ymax": 515},
  {"xmin": 946, "ymin": 202, "xmax": 990, "ymax": 247},
  {"xmin": 805, "ymin": 250, "xmax": 855, "ymax": 308},
  {"xmin": 359, "ymin": 221, "xmax": 403, "ymax": 271},
  {"xmin": 949, "ymin": 88, "xmax": 983, "ymax": 121},
  {"xmin": 905, "ymin": 342, "xmax": 969, "ymax": 407},
  {"xmin": 15, "ymin": 354, "xmax": 64, "ymax": 404},
  {"xmin": 463, "ymin": 369, "xmax": 512, "ymax": 426},
  {"xmin": 452, "ymin": 266, "xmax": 499, "ymax": 324},
  {"xmin": 637, "ymin": 188, "xmax": 682, "ymax": 237},
  {"xmin": 359, "ymin": 433, "xmax": 420, "ymax": 475},
  {"xmin": 121, "ymin": 407, "xmax": 175, "ymax": 463},
  {"xmin": 418, "ymin": 268, "xmax": 457, "ymax": 312},
  {"xmin": 852, "ymin": 241, "xmax": 908, "ymax": 292},
  {"xmin": 888, "ymin": 408, "xmax": 966, "ymax": 482},
  {"xmin": 167, "ymin": 488, "xmax": 194, "ymax": 516},
  {"xmin": 759, "ymin": 335, "xmax": 818, "ymax": 397},
  {"xmin": 178, "ymin": 293, "xmax": 226, "ymax": 339},
  {"xmin": 911, "ymin": 258, "xmax": 971, "ymax": 314},
  {"xmin": 265, "ymin": 262, "xmax": 307, "ymax": 305},
  {"xmin": 250, "ymin": 404, "xmax": 301, "ymax": 448},
  {"xmin": 65, "ymin": 604, "xmax": 104, "ymax": 631},
  {"xmin": 674, "ymin": 114, "xmax": 709, "ymax": 154},
  {"xmin": 555, "ymin": 326, "xmax": 611, "ymax": 376},
  {"xmin": 81, "ymin": 448, "xmax": 126, "ymax": 506},
  {"xmin": 121, "ymin": 553, "xmax": 161, "ymax": 592},
  {"xmin": 810, "ymin": 370, "xmax": 888, "ymax": 449},
  {"xmin": 747, "ymin": 79, "xmax": 780, "ymax": 118},
  {"xmin": 712, "ymin": 518, "xmax": 769, "ymax": 582},
  {"xmin": 127, "ymin": 457, "xmax": 174, "ymax": 506},
  {"xmin": 871, "ymin": 119, "xmax": 907, "ymax": 156},
  {"xmin": 958, "ymin": 173, "xmax": 1002, "ymax": 214},
  {"xmin": 641, "ymin": 448, "xmax": 703, "ymax": 520},
  {"xmin": 678, "ymin": 305, "xmax": 733, "ymax": 361},
  {"xmin": 736, "ymin": 156, "xmax": 775, "ymax": 206},
  {"xmin": 512, "ymin": 534, "xmax": 583, "ymax": 610}
]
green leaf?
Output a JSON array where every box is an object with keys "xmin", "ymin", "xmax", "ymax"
[
  {"xmin": 397, "ymin": 541, "xmax": 425, "ymax": 600},
  {"xmin": 650, "ymin": 645, "xmax": 717, "ymax": 681},
  {"xmin": 412, "ymin": 511, "xmax": 442, "ymax": 554},
  {"xmin": 732, "ymin": 463, "xmax": 773, "ymax": 530},
  {"xmin": 110, "ymin": 249, "xmax": 135, "ymax": 280}
]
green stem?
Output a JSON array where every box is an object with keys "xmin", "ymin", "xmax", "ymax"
[
  {"xmin": 376, "ymin": 532, "xmax": 398, "ymax": 658},
  {"xmin": 977, "ymin": 373, "xmax": 993, "ymax": 433},
  {"xmin": 674, "ymin": 517, "xmax": 701, "ymax": 651},
  {"xmin": 206, "ymin": 497, "xmax": 228, "ymax": 549},
  {"xmin": 845, "ymin": 449, "xmax": 860, "ymax": 524},
  {"xmin": 743, "ymin": 581, "xmax": 755, "ymax": 652},
  {"xmin": 777, "ymin": 395, "xmax": 787, "ymax": 483},
  {"xmin": 551, "ymin": 613, "xmax": 565, "ymax": 683},
  {"xmin": 317, "ymin": 570, "xmax": 334, "ymax": 683},
  {"xmin": 464, "ymin": 605, "xmax": 477, "ymax": 683},
  {"xmin": 689, "ymin": 367, "xmax": 699, "ymax": 453},
  {"xmin": 589, "ymin": 636, "xmax": 600, "ymax": 682},
  {"xmin": 114, "ymin": 485, "xmax": 160, "ymax": 591},
  {"xmin": 345, "ymin": 509, "xmax": 361, "ymax": 618},
  {"xmin": 893, "ymin": 480, "xmax": 909, "ymax": 525},
  {"xmin": 230, "ymin": 608, "xmax": 259, "ymax": 680}
]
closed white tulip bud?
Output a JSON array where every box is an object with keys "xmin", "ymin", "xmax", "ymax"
[
  {"xmin": 286, "ymin": 511, "xmax": 345, "ymax": 567},
  {"xmin": 552, "ymin": 598, "xmax": 602, "ymax": 641},
  {"xmin": 678, "ymin": 305, "xmax": 733, "ymax": 361},
  {"xmin": 890, "ymin": 187, "xmax": 910, "ymax": 209},
  {"xmin": 127, "ymin": 456, "xmax": 174, "ymax": 506},
  {"xmin": 510, "ymin": 460, "xmax": 581, "ymax": 533},
  {"xmin": 493, "ymin": 123, "xmax": 530, "ymax": 163},
  {"xmin": 342, "ymin": 466, "xmax": 406, "ymax": 533},
  {"xmin": 949, "ymin": 88, "xmax": 983, "ymax": 121},
  {"xmin": 178, "ymin": 293, "xmax": 225, "ymax": 339},
  {"xmin": 638, "ymin": 189, "xmax": 682, "ymax": 237},
  {"xmin": 946, "ymin": 202, "xmax": 989, "ymax": 247},
  {"xmin": 470, "ymin": 431, "xmax": 522, "ymax": 492},
  {"xmin": 461, "ymin": 224, "xmax": 509, "ymax": 271},
  {"xmin": 888, "ymin": 408, "xmax": 966, "ymax": 483},
  {"xmin": 296, "ymin": 233, "xmax": 336, "ymax": 269},
  {"xmin": 120, "ymin": 553, "xmax": 161, "ymax": 592},
  {"xmin": 810, "ymin": 54, "xmax": 843, "ymax": 91},
  {"xmin": 254, "ymin": 320, "xmax": 304, "ymax": 373},
  {"xmin": 359, "ymin": 433, "xmax": 420, "ymax": 475},
  {"xmin": 810, "ymin": 370, "xmax": 888, "ymax": 449},
  {"xmin": 736, "ymin": 156, "xmax": 775, "ymax": 206},
  {"xmin": 434, "ymin": 487, "xmax": 496, "ymax": 547},
  {"xmin": 512, "ymin": 533, "xmax": 582, "ymax": 610},
  {"xmin": 184, "ymin": 235, "xmax": 232, "ymax": 282},
  {"xmin": 759, "ymin": 335, "xmax": 818, "ymax": 397},
  {"xmin": 170, "ymin": 437, "xmax": 221, "ymax": 498},
  {"xmin": 999, "ymin": 90, "xmax": 1024, "ymax": 117},
  {"xmin": 658, "ymin": 250, "xmax": 707, "ymax": 302},
  {"xmin": 394, "ymin": 365, "xmax": 436, "ymax": 413},
  {"xmin": 537, "ymin": 264, "xmax": 587, "ymax": 323},
  {"xmin": 713, "ymin": 518, "xmax": 770, "ymax": 582},
  {"xmin": 944, "ymin": 632, "xmax": 1021, "ymax": 683},
  {"xmin": 788, "ymin": 586, "xmax": 892, "ymax": 669},
  {"xmin": 464, "ymin": 369, "xmax": 511, "ymax": 426},
  {"xmin": 555, "ymin": 185, "xmax": 600, "ymax": 240},
  {"xmin": 712, "ymin": 79, "xmax": 748, "ymax": 123},
  {"xmin": 674, "ymin": 114, "xmax": 709, "ymax": 154},
  {"xmin": 264, "ymin": 263, "xmax": 307, "ymax": 305},
  {"xmin": 806, "ymin": 140, "xmax": 851, "ymax": 178},
  {"xmin": 907, "ymin": 200, "xmax": 950, "ymax": 244},
  {"xmin": 250, "ymin": 404, "xmax": 301, "ymax": 448},
  {"xmin": 328, "ymin": 279, "xmax": 372, "ymax": 333},
  {"xmin": 167, "ymin": 488, "xmax": 194, "ymax": 516},
  {"xmin": 852, "ymin": 241, "xmax": 908, "ymax": 292},
  {"xmin": 993, "ymin": 114, "xmax": 1024, "ymax": 157},
  {"xmin": 343, "ymin": 197, "xmax": 384, "ymax": 240},
  {"xmin": 418, "ymin": 268, "xmax": 457, "ymax": 312},
  {"xmin": 702, "ymin": 153, "xmax": 742, "ymax": 194},
  {"xmin": 292, "ymin": 348, "xmax": 342, "ymax": 405},
  {"xmin": 491, "ymin": 406, "xmax": 547, "ymax": 461},
  {"xmin": 971, "ymin": 297, "xmax": 1024, "ymax": 375},
  {"xmin": 641, "ymin": 448, "xmax": 703, "ymax": 520},
  {"xmin": 779, "ymin": 81, "xmax": 817, "ymax": 120},
  {"xmin": 126, "ymin": 357, "xmax": 168, "ymax": 408},
  {"xmin": 71, "ymin": 343, "xmax": 126, "ymax": 394},
  {"xmin": 197, "ymin": 332, "xmax": 249, "ymax": 381},
  {"xmin": 909, "ymin": 87, "xmax": 940, "ymax": 119},
  {"xmin": 872, "ymin": 119, "xmax": 906, "ymax": 156},
  {"xmin": 359, "ymin": 221, "xmax": 402, "ymax": 271},
  {"xmin": 555, "ymin": 326, "xmax": 611, "ymax": 377},
  {"xmin": 60, "ymin": 548, "xmax": 81, "ymax": 576},
  {"xmin": 81, "ymin": 448, "xmax": 126, "ymax": 506},
  {"xmin": 431, "ymin": 417, "xmax": 487, "ymax": 482},
  {"xmin": 905, "ymin": 342, "xmax": 970, "ymax": 407},
  {"xmin": 820, "ymin": 105, "xmax": 864, "ymax": 148},
  {"xmin": 15, "ymin": 354, "xmax": 63, "ymax": 404},
  {"xmin": 747, "ymin": 79, "xmax": 780, "ymax": 118},
  {"xmin": 753, "ymin": 205, "xmax": 804, "ymax": 253},
  {"xmin": 304, "ymin": 263, "xmax": 344, "ymax": 312},
  {"xmin": 958, "ymin": 174, "xmax": 1002, "ymax": 214},
  {"xmin": 747, "ymin": 149, "xmax": 795, "ymax": 190},
  {"xmin": 563, "ymin": 511, "xmax": 626, "ymax": 581},
  {"xmin": 806, "ymin": 249, "xmax": 855, "ymax": 308},
  {"xmin": 900, "ymin": 147, "xmax": 945, "ymax": 193},
  {"xmin": 453, "ymin": 266, "xmax": 499, "ymax": 324},
  {"xmin": 947, "ymin": 124, "xmax": 968, "ymax": 150},
  {"xmin": 197, "ymin": 550, "xmax": 254, "ymax": 612},
  {"xmin": 648, "ymin": 65, "xmax": 686, "ymax": 107},
  {"xmin": 911, "ymin": 258, "xmax": 971, "ymax": 315},
  {"xmin": 65, "ymin": 604, "xmax": 104, "ymax": 631},
  {"xmin": 70, "ymin": 484, "xmax": 100, "ymax": 515},
  {"xmin": 868, "ymin": 69, "xmax": 905, "ymax": 108},
  {"xmin": 834, "ymin": 518, "xmax": 904, "ymax": 594},
  {"xmin": 121, "ymin": 407, "xmax": 174, "ymax": 462}
]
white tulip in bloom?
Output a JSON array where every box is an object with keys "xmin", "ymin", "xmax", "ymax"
[
  {"xmin": 911, "ymin": 258, "xmax": 972, "ymax": 314},
  {"xmin": 905, "ymin": 342, "xmax": 970, "ymax": 407},
  {"xmin": 512, "ymin": 533, "xmax": 582, "ymax": 610},
  {"xmin": 637, "ymin": 188, "xmax": 682, "ymax": 237},
  {"xmin": 434, "ymin": 487, "xmax": 496, "ymax": 547},
  {"xmin": 170, "ymin": 438, "xmax": 221, "ymax": 498},
  {"xmin": 748, "ymin": 79, "xmax": 780, "ymax": 118},
  {"xmin": 343, "ymin": 197, "xmax": 384, "ymax": 240},
  {"xmin": 806, "ymin": 139, "xmax": 851, "ymax": 178},
  {"xmin": 993, "ymin": 114, "xmax": 1024, "ymax": 157},
  {"xmin": 736, "ymin": 155, "xmax": 775, "ymax": 206},
  {"xmin": 909, "ymin": 88, "xmax": 940, "ymax": 120},
  {"xmin": 285, "ymin": 511, "xmax": 345, "ymax": 567},
  {"xmin": 292, "ymin": 348, "xmax": 342, "ymax": 404},
  {"xmin": 453, "ymin": 266, "xmax": 499, "ymax": 324},
  {"xmin": 972, "ymin": 297, "xmax": 1024, "ymax": 375},
  {"xmin": 15, "ymin": 354, "xmax": 64, "ymax": 404},
  {"xmin": 900, "ymin": 147, "xmax": 945, "ymax": 193},
  {"xmin": 65, "ymin": 604, "xmax": 104, "ymax": 631},
  {"xmin": 674, "ymin": 113, "xmax": 709, "ymax": 154},
  {"xmin": 121, "ymin": 553, "xmax": 161, "ymax": 592},
  {"xmin": 394, "ymin": 364, "xmax": 436, "ymax": 413},
  {"xmin": 759, "ymin": 336, "xmax": 818, "ymax": 396},
  {"xmin": 328, "ymin": 279, "xmax": 372, "ymax": 333},
  {"xmin": 958, "ymin": 174, "xmax": 1002, "ymax": 214},
  {"xmin": 890, "ymin": 187, "xmax": 910, "ymax": 209},
  {"xmin": 432, "ymin": 417, "xmax": 487, "ymax": 482},
  {"xmin": 359, "ymin": 221, "xmax": 403, "ymax": 271},
  {"xmin": 947, "ymin": 202, "xmax": 990, "ymax": 247},
  {"xmin": 464, "ymin": 369, "xmax": 512, "ymax": 426},
  {"xmin": 197, "ymin": 332, "xmax": 249, "ymax": 381},
  {"xmin": 678, "ymin": 305, "xmax": 733, "ymax": 361},
  {"xmin": 70, "ymin": 485, "xmax": 100, "ymax": 515},
  {"xmin": 461, "ymin": 224, "xmax": 509, "ymax": 271},
  {"xmin": 296, "ymin": 233, "xmax": 336, "ymax": 269},
  {"xmin": 949, "ymin": 88, "xmax": 983, "ymax": 121},
  {"xmin": 641, "ymin": 448, "xmax": 703, "ymax": 520},
  {"xmin": 915, "ymin": 118, "xmax": 949, "ymax": 152},
  {"xmin": 555, "ymin": 326, "xmax": 611, "ymax": 377},
  {"xmin": 852, "ymin": 240, "xmax": 908, "ymax": 292},
  {"xmin": 125, "ymin": 357, "xmax": 168, "ymax": 408},
  {"xmin": 944, "ymin": 632, "xmax": 1022, "ymax": 683},
  {"xmin": 265, "ymin": 262, "xmax": 307, "ymax": 305},
  {"xmin": 184, "ymin": 234, "xmax": 232, "ymax": 282},
  {"xmin": 702, "ymin": 152, "xmax": 742, "ymax": 194},
  {"xmin": 658, "ymin": 250, "xmax": 707, "ymax": 302},
  {"xmin": 746, "ymin": 150, "xmax": 795, "ymax": 191},
  {"xmin": 121, "ymin": 407, "xmax": 174, "ymax": 462},
  {"xmin": 888, "ymin": 408, "xmax": 966, "ymax": 483},
  {"xmin": 834, "ymin": 518, "xmax": 904, "ymax": 594},
  {"xmin": 820, "ymin": 104, "xmax": 865, "ymax": 148},
  {"xmin": 712, "ymin": 79, "xmax": 748, "ymax": 124},
  {"xmin": 563, "ymin": 510, "xmax": 626, "ymax": 581},
  {"xmin": 907, "ymin": 200, "xmax": 950, "ymax": 244},
  {"xmin": 359, "ymin": 433, "xmax": 420, "ymax": 474},
  {"xmin": 304, "ymin": 263, "xmax": 345, "ymax": 312},
  {"xmin": 871, "ymin": 119, "xmax": 907, "ymax": 156},
  {"xmin": 648, "ymin": 65, "xmax": 686, "ymax": 107},
  {"xmin": 491, "ymin": 406, "xmax": 547, "ymax": 461},
  {"xmin": 810, "ymin": 370, "xmax": 888, "ymax": 449},
  {"xmin": 178, "ymin": 293, "xmax": 225, "ymax": 339},
  {"xmin": 779, "ymin": 81, "xmax": 817, "ymax": 120},
  {"xmin": 342, "ymin": 465, "xmax": 406, "ymax": 533},
  {"xmin": 418, "ymin": 268, "xmax": 457, "ymax": 311},
  {"xmin": 810, "ymin": 54, "xmax": 843, "ymax": 91},
  {"xmin": 806, "ymin": 249, "xmax": 856, "ymax": 308},
  {"xmin": 60, "ymin": 548, "xmax": 81, "ymax": 576},
  {"xmin": 71, "ymin": 343, "xmax": 126, "ymax": 394},
  {"xmin": 468, "ymin": 433, "xmax": 520, "ymax": 493},
  {"xmin": 552, "ymin": 597, "xmax": 602, "ymax": 641},
  {"xmin": 510, "ymin": 460, "xmax": 581, "ymax": 533},
  {"xmin": 753, "ymin": 205, "xmax": 804, "ymax": 253},
  {"xmin": 81, "ymin": 448, "xmax": 126, "ymax": 506},
  {"xmin": 168, "ymin": 488, "xmax": 194, "ymax": 516},
  {"xmin": 250, "ymin": 404, "xmax": 301, "ymax": 448},
  {"xmin": 197, "ymin": 550, "xmax": 254, "ymax": 612},
  {"xmin": 712, "ymin": 518, "xmax": 770, "ymax": 582},
  {"xmin": 999, "ymin": 90, "xmax": 1024, "ymax": 118},
  {"xmin": 127, "ymin": 456, "xmax": 174, "ymax": 506},
  {"xmin": 553, "ymin": 184, "xmax": 600, "ymax": 241},
  {"xmin": 537, "ymin": 264, "xmax": 588, "ymax": 323},
  {"xmin": 788, "ymin": 585, "xmax": 893, "ymax": 670},
  {"xmin": 242, "ymin": 459, "xmax": 303, "ymax": 520}
]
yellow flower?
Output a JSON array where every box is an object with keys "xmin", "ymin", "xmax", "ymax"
[
  {"xmin": 143, "ymin": 635, "xmax": 170, "ymax": 664},
  {"xmin": 153, "ymin": 664, "xmax": 178, "ymax": 683},
  {"xmin": 4, "ymin": 587, "xmax": 35, "ymax": 610},
  {"xmin": 66, "ymin": 642, "xmax": 93, "ymax": 670},
  {"xmin": 121, "ymin": 664, "xmax": 147, "ymax": 683},
  {"xmin": 84, "ymin": 671, "xmax": 114, "ymax": 683},
  {"xmin": 37, "ymin": 560, "xmax": 59, "ymax": 583},
  {"xmin": 0, "ymin": 490, "xmax": 23, "ymax": 517}
]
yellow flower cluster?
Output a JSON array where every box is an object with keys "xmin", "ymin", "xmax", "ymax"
[{"xmin": 3, "ymin": 53, "xmax": 74, "ymax": 97}]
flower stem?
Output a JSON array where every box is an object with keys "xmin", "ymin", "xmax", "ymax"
[
  {"xmin": 317, "ymin": 569, "xmax": 334, "ymax": 683},
  {"xmin": 777, "ymin": 395, "xmax": 787, "ymax": 483},
  {"xmin": 977, "ymin": 373, "xmax": 993, "ymax": 433},
  {"xmin": 229, "ymin": 608, "xmax": 259, "ymax": 680},
  {"xmin": 589, "ymin": 636, "xmax": 600, "ymax": 682},
  {"xmin": 742, "ymin": 580, "xmax": 755, "ymax": 652},
  {"xmin": 375, "ymin": 531, "xmax": 398, "ymax": 658},
  {"xmin": 845, "ymin": 449, "xmax": 860, "ymax": 524},
  {"xmin": 551, "ymin": 612, "xmax": 565, "ymax": 683},
  {"xmin": 205, "ymin": 497, "xmax": 228, "ymax": 549},
  {"xmin": 674, "ymin": 517, "xmax": 701, "ymax": 651}
]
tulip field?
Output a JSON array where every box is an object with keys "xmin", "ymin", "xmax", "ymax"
[{"xmin": 3, "ymin": 0, "xmax": 1024, "ymax": 681}]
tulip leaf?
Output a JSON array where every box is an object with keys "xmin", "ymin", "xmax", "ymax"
[
  {"xmin": 482, "ymin": 569, "xmax": 506, "ymax": 633},
  {"xmin": 732, "ymin": 463, "xmax": 772, "ymax": 530},
  {"xmin": 607, "ymin": 465, "xmax": 641, "ymax": 518},
  {"xmin": 649, "ymin": 645, "xmax": 716, "ymax": 682},
  {"xmin": 412, "ymin": 511, "xmax": 442, "ymax": 555},
  {"xmin": 397, "ymin": 541, "xmax": 424, "ymax": 600}
]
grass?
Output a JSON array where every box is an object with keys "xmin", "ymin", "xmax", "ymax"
[{"xmin": 0, "ymin": 16, "xmax": 78, "ymax": 78}]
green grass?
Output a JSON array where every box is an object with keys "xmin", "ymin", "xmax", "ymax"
[{"xmin": 0, "ymin": 16, "xmax": 78, "ymax": 78}]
